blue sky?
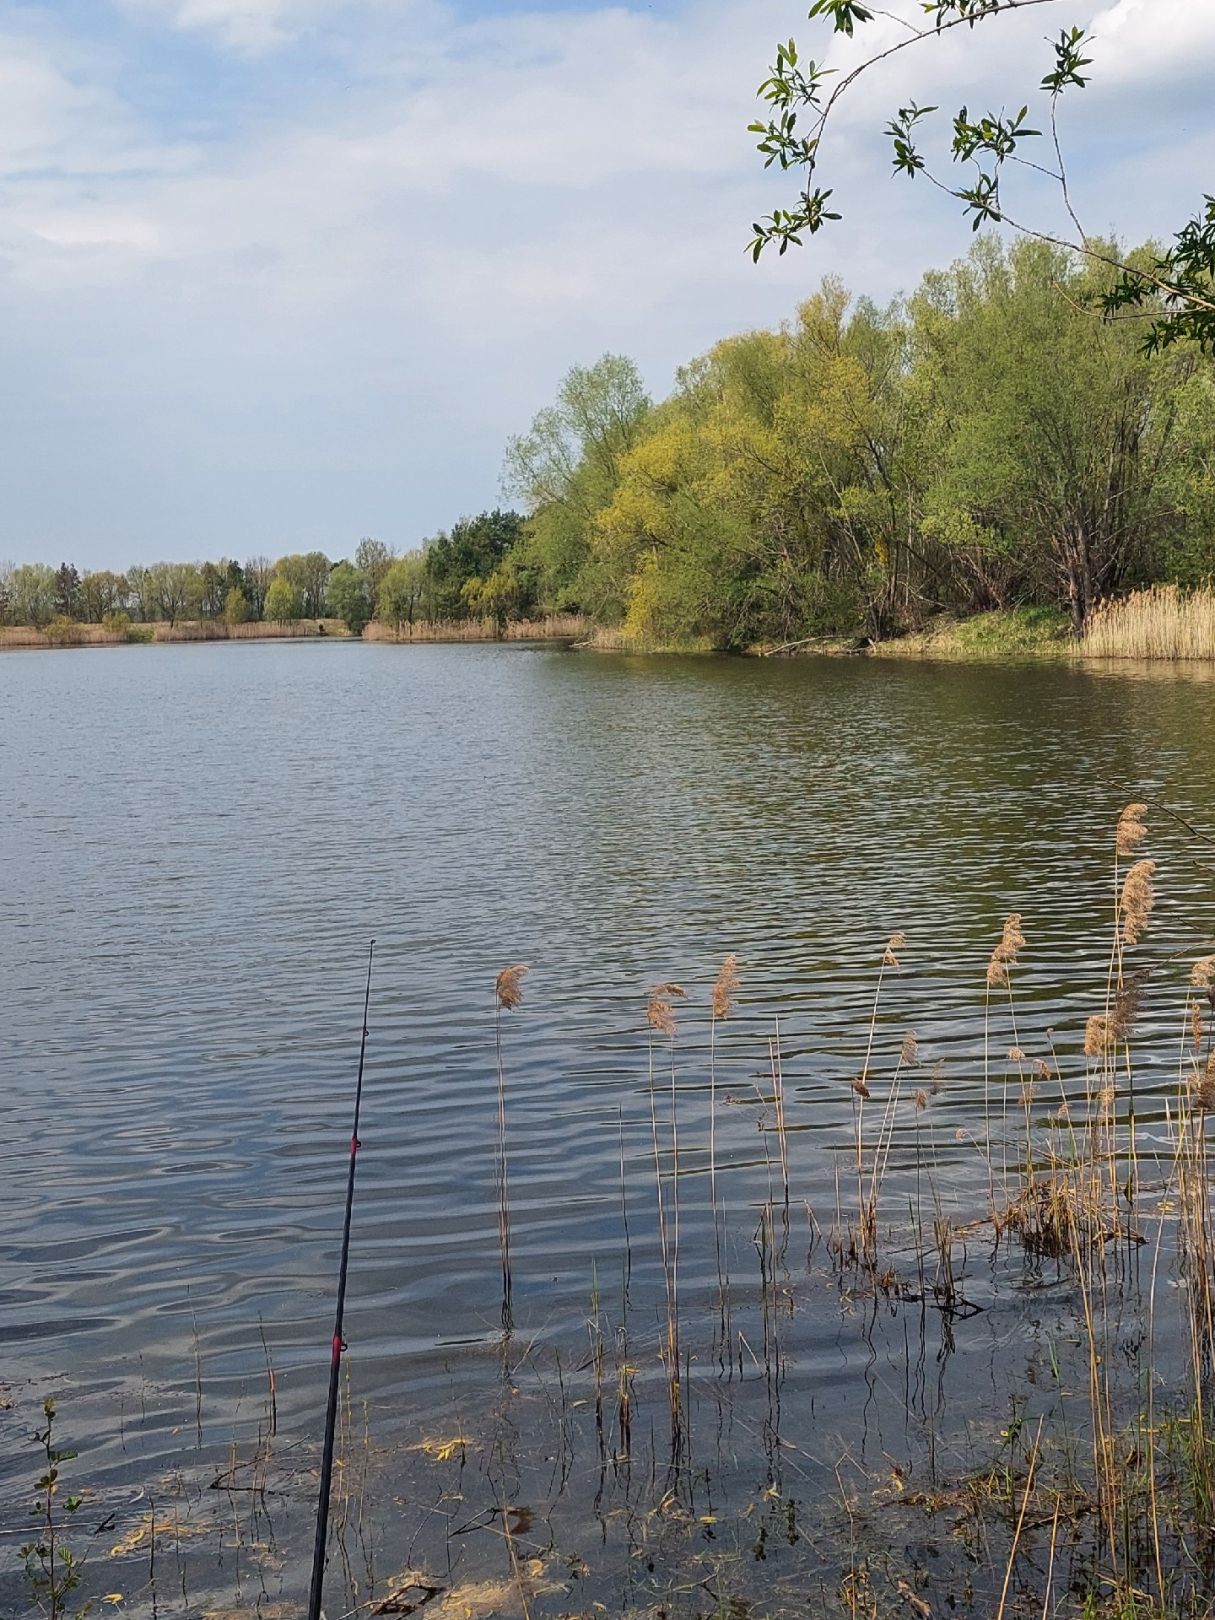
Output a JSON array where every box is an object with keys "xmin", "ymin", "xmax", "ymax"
[{"xmin": 2, "ymin": 0, "xmax": 1213, "ymax": 569}]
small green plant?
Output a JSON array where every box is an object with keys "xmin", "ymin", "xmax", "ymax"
[{"xmin": 19, "ymin": 1398, "xmax": 90, "ymax": 1620}]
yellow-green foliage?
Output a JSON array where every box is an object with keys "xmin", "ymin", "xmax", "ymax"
[{"xmin": 511, "ymin": 238, "xmax": 1215, "ymax": 653}]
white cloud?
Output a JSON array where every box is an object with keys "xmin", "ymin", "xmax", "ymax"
[
  {"xmin": 121, "ymin": 0, "xmax": 322, "ymax": 51},
  {"xmin": 1092, "ymin": 0, "xmax": 1215, "ymax": 86},
  {"xmin": 120, "ymin": 0, "xmax": 412, "ymax": 53},
  {"xmin": 0, "ymin": 0, "xmax": 1212, "ymax": 565}
]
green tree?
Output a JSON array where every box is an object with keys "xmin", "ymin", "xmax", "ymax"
[
  {"xmin": 749, "ymin": 2, "xmax": 1215, "ymax": 349},
  {"xmin": 78, "ymin": 570, "xmax": 130, "ymax": 623},
  {"xmin": 504, "ymin": 355, "xmax": 651, "ymax": 607},
  {"xmin": 9, "ymin": 564, "xmax": 57, "ymax": 628},
  {"xmin": 273, "ymin": 552, "xmax": 331, "ymax": 617},
  {"xmin": 199, "ymin": 561, "xmax": 227, "ymax": 619},
  {"xmin": 461, "ymin": 564, "xmax": 522, "ymax": 630},
  {"xmin": 224, "ymin": 585, "xmax": 252, "ymax": 625},
  {"xmin": 54, "ymin": 563, "xmax": 80, "ymax": 620},
  {"xmin": 588, "ymin": 285, "xmax": 918, "ymax": 646},
  {"xmin": 243, "ymin": 556, "xmax": 273, "ymax": 620},
  {"xmin": 148, "ymin": 561, "xmax": 203, "ymax": 626},
  {"xmin": 911, "ymin": 237, "xmax": 1192, "ymax": 631},
  {"xmin": 327, "ymin": 560, "xmax": 371, "ymax": 634},
  {"xmin": 376, "ymin": 554, "xmax": 426, "ymax": 630},
  {"xmin": 354, "ymin": 538, "xmax": 395, "ymax": 607},
  {"xmin": 126, "ymin": 564, "xmax": 154, "ymax": 622},
  {"xmin": 423, "ymin": 510, "xmax": 527, "ymax": 619},
  {"xmin": 265, "ymin": 576, "xmax": 302, "ymax": 623}
]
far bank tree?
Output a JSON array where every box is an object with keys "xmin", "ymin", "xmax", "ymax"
[
  {"xmin": 265, "ymin": 576, "xmax": 302, "ymax": 623},
  {"xmin": 328, "ymin": 560, "xmax": 372, "ymax": 634}
]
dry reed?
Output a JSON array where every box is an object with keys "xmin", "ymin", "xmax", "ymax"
[
  {"xmin": 1083, "ymin": 585, "xmax": 1215, "ymax": 660},
  {"xmin": 1118, "ymin": 859, "xmax": 1157, "ymax": 946},
  {"xmin": 494, "ymin": 965, "xmax": 528, "ymax": 1333},
  {"xmin": 709, "ymin": 955, "xmax": 738, "ymax": 1356},
  {"xmin": 985, "ymin": 913, "xmax": 1025, "ymax": 989},
  {"xmin": 364, "ymin": 614, "xmax": 587, "ymax": 645}
]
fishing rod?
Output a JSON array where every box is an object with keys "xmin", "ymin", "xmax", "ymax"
[{"xmin": 307, "ymin": 939, "xmax": 375, "ymax": 1620}]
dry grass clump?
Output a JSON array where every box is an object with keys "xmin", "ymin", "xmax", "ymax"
[
  {"xmin": 1001, "ymin": 1164, "xmax": 1112, "ymax": 1260},
  {"xmin": 1083, "ymin": 584, "xmax": 1215, "ymax": 660},
  {"xmin": 986, "ymin": 914, "xmax": 1025, "ymax": 987}
]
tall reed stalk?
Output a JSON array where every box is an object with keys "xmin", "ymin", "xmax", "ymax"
[
  {"xmin": 646, "ymin": 981, "xmax": 686, "ymax": 1462},
  {"xmin": 494, "ymin": 965, "xmax": 528, "ymax": 1335}
]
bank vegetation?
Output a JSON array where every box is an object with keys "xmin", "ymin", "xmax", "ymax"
[{"xmin": 5, "ymin": 237, "xmax": 1214, "ymax": 660}]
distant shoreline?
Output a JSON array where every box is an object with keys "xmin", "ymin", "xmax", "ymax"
[
  {"xmin": 6, "ymin": 599, "xmax": 1215, "ymax": 665},
  {"xmin": 0, "ymin": 613, "xmax": 588, "ymax": 653}
]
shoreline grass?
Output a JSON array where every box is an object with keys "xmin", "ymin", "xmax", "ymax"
[
  {"xmin": 7, "ymin": 588, "xmax": 1215, "ymax": 663},
  {"xmin": 365, "ymin": 612, "xmax": 587, "ymax": 644},
  {"xmin": 0, "ymin": 618, "xmax": 351, "ymax": 651}
]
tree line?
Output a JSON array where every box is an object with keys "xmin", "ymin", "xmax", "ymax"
[
  {"xmin": 502, "ymin": 236, "xmax": 1215, "ymax": 646},
  {"xmin": 0, "ymin": 516, "xmax": 535, "ymax": 637},
  {"xmin": 6, "ymin": 236, "xmax": 1211, "ymax": 651}
]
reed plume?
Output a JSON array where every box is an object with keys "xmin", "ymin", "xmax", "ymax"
[
  {"xmin": 496, "ymin": 965, "xmax": 528, "ymax": 1011},
  {"xmin": 711, "ymin": 955, "xmax": 739, "ymax": 1021},
  {"xmin": 1118, "ymin": 860, "xmax": 1156, "ymax": 946},
  {"xmin": 882, "ymin": 931, "xmax": 906, "ymax": 968},
  {"xmin": 1085, "ymin": 1015, "xmax": 1114, "ymax": 1058},
  {"xmin": 646, "ymin": 983, "xmax": 685, "ymax": 1037},
  {"xmin": 1191, "ymin": 955, "xmax": 1215, "ymax": 990},
  {"xmin": 986, "ymin": 913, "xmax": 1025, "ymax": 988},
  {"xmin": 1115, "ymin": 803, "xmax": 1148, "ymax": 857},
  {"xmin": 1190, "ymin": 1052, "xmax": 1215, "ymax": 1114}
]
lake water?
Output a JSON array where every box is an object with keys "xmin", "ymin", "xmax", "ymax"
[{"xmin": 2, "ymin": 641, "xmax": 1214, "ymax": 1618}]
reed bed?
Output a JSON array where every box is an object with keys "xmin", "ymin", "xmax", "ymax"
[
  {"xmin": 1083, "ymin": 585, "xmax": 1215, "ymax": 660},
  {"xmin": 0, "ymin": 618, "xmax": 348, "ymax": 649},
  {"xmin": 0, "ymin": 622, "xmax": 125, "ymax": 649},
  {"xmin": 157, "ymin": 618, "xmax": 348, "ymax": 642},
  {"xmin": 475, "ymin": 797, "xmax": 1215, "ymax": 1617},
  {"xmin": 364, "ymin": 613, "xmax": 587, "ymax": 644}
]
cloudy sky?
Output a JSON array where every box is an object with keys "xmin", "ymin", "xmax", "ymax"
[{"xmin": 2, "ymin": 0, "xmax": 1212, "ymax": 568}]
